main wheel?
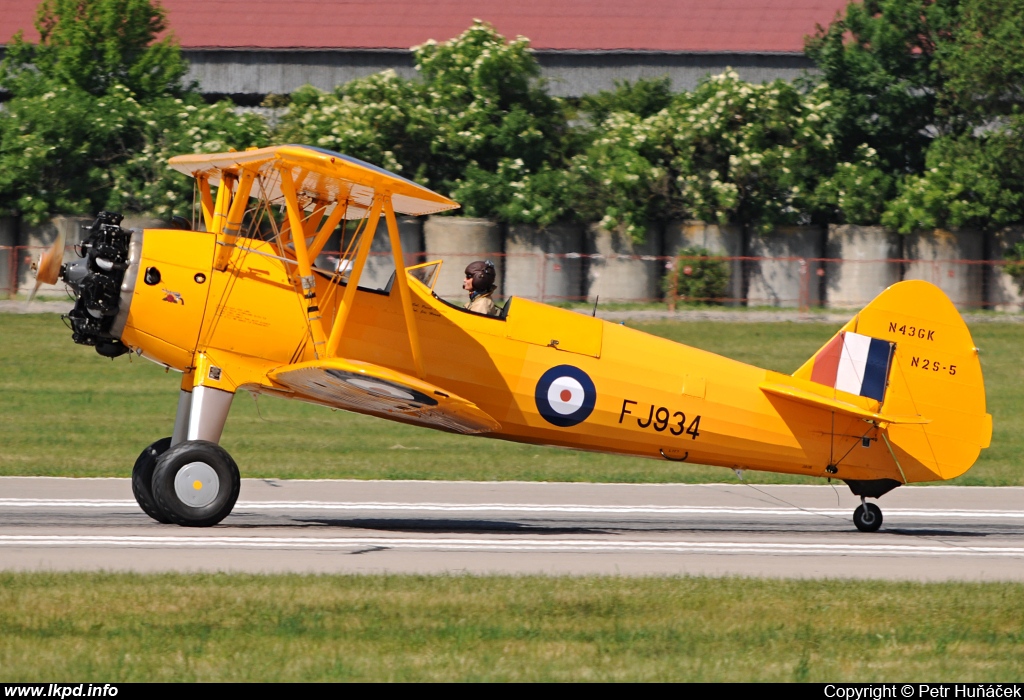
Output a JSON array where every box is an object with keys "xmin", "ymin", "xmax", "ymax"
[
  {"xmin": 131, "ymin": 437, "xmax": 173, "ymax": 523},
  {"xmin": 152, "ymin": 440, "xmax": 240, "ymax": 527},
  {"xmin": 853, "ymin": 502, "xmax": 883, "ymax": 533}
]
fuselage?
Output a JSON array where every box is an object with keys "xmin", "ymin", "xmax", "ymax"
[{"xmin": 114, "ymin": 227, "xmax": 909, "ymax": 485}]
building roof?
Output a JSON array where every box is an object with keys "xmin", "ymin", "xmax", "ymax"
[{"xmin": 0, "ymin": 0, "xmax": 849, "ymax": 53}]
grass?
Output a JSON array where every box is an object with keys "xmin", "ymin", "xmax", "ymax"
[
  {"xmin": 0, "ymin": 314, "xmax": 1020, "ymax": 484},
  {"xmin": 0, "ymin": 572, "xmax": 1022, "ymax": 682}
]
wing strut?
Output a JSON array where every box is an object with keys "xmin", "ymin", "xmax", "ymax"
[
  {"xmin": 280, "ymin": 166, "xmax": 329, "ymax": 359},
  {"xmin": 384, "ymin": 196, "xmax": 424, "ymax": 379},
  {"xmin": 326, "ymin": 195, "xmax": 384, "ymax": 357}
]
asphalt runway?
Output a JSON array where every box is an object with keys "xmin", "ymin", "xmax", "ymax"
[{"xmin": 0, "ymin": 477, "xmax": 1022, "ymax": 580}]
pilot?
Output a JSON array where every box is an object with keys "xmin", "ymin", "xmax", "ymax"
[{"xmin": 464, "ymin": 260, "xmax": 500, "ymax": 316}]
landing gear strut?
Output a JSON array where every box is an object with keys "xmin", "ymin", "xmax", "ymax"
[
  {"xmin": 853, "ymin": 497, "xmax": 883, "ymax": 533},
  {"xmin": 130, "ymin": 384, "xmax": 239, "ymax": 526}
]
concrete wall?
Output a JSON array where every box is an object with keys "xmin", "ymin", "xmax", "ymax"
[
  {"xmin": 504, "ymin": 222, "xmax": 584, "ymax": 301},
  {"xmin": 987, "ymin": 226, "xmax": 1024, "ymax": 312},
  {"xmin": 0, "ymin": 216, "xmax": 17, "ymax": 298},
  {"xmin": 902, "ymin": 229, "xmax": 985, "ymax": 310},
  {"xmin": 178, "ymin": 48, "xmax": 814, "ymax": 101},
  {"xmin": 584, "ymin": 224, "xmax": 662, "ymax": 302},
  {"xmin": 746, "ymin": 225, "xmax": 825, "ymax": 308},
  {"xmin": 825, "ymin": 225, "xmax": 901, "ymax": 309}
]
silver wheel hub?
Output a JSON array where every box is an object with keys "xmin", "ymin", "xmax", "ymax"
[{"xmin": 174, "ymin": 462, "xmax": 220, "ymax": 508}]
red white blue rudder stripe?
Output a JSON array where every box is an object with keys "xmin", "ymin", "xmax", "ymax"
[{"xmin": 810, "ymin": 332, "xmax": 894, "ymax": 402}]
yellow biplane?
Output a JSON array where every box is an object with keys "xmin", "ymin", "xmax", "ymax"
[{"xmin": 34, "ymin": 145, "xmax": 992, "ymax": 531}]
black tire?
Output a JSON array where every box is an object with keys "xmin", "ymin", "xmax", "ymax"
[
  {"xmin": 152, "ymin": 440, "xmax": 240, "ymax": 527},
  {"xmin": 131, "ymin": 437, "xmax": 173, "ymax": 523},
  {"xmin": 853, "ymin": 502, "xmax": 883, "ymax": 533}
]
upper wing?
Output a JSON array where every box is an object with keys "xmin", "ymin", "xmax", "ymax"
[
  {"xmin": 268, "ymin": 357, "xmax": 499, "ymax": 435},
  {"xmin": 167, "ymin": 144, "xmax": 459, "ymax": 218}
]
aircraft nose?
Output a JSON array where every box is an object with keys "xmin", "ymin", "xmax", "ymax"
[{"xmin": 61, "ymin": 211, "xmax": 141, "ymax": 358}]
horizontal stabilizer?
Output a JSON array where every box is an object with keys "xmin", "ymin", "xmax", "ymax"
[
  {"xmin": 760, "ymin": 379, "xmax": 930, "ymax": 425},
  {"xmin": 269, "ymin": 358, "xmax": 499, "ymax": 434}
]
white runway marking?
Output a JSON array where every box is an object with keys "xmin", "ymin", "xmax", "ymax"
[
  {"xmin": 1, "ymin": 534, "xmax": 1022, "ymax": 557},
  {"xmin": 1, "ymin": 498, "xmax": 1022, "ymax": 520}
]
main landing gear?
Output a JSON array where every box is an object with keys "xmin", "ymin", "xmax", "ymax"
[{"xmin": 131, "ymin": 385, "xmax": 240, "ymax": 527}]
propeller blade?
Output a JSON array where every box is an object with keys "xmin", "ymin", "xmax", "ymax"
[{"xmin": 32, "ymin": 228, "xmax": 67, "ymax": 286}]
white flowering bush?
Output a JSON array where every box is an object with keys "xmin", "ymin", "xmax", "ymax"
[
  {"xmin": 106, "ymin": 97, "xmax": 269, "ymax": 220},
  {"xmin": 280, "ymin": 71, "xmax": 434, "ymax": 180},
  {"xmin": 572, "ymin": 70, "xmax": 888, "ymax": 239},
  {"xmin": 278, "ymin": 21, "xmax": 573, "ymax": 224}
]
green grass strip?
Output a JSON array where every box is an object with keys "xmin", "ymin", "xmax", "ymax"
[{"xmin": 0, "ymin": 572, "xmax": 1022, "ymax": 681}]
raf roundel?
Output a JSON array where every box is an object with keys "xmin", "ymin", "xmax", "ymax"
[{"xmin": 535, "ymin": 365, "xmax": 597, "ymax": 427}]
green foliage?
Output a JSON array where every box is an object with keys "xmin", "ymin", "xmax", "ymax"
[
  {"xmin": 882, "ymin": 119, "xmax": 1024, "ymax": 233},
  {"xmin": 568, "ymin": 110, "xmax": 669, "ymax": 239},
  {"xmin": 804, "ymin": 0, "xmax": 962, "ymax": 173},
  {"xmin": 577, "ymin": 76, "xmax": 675, "ymax": 124},
  {"xmin": 663, "ymin": 247, "xmax": 730, "ymax": 303},
  {"xmin": 939, "ymin": 0, "xmax": 1024, "ymax": 122},
  {"xmin": 0, "ymin": 0, "xmax": 266, "ymax": 224}
]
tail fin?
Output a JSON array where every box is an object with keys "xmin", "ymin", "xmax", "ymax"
[{"xmin": 794, "ymin": 280, "xmax": 991, "ymax": 482}]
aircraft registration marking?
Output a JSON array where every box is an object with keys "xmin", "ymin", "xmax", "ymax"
[
  {"xmin": 889, "ymin": 321, "xmax": 935, "ymax": 341},
  {"xmin": 910, "ymin": 356, "xmax": 957, "ymax": 375},
  {"xmin": 618, "ymin": 400, "xmax": 702, "ymax": 439}
]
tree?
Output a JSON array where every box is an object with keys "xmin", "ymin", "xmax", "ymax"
[
  {"xmin": 939, "ymin": 0, "xmax": 1024, "ymax": 122},
  {"xmin": 0, "ymin": 0, "xmax": 267, "ymax": 223},
  {"xmin": 877, "ymin": 0, "xmax": 1024, "ymax": 233},
  {"xmin": 805, "ymin": 0, "xmax": 963, "ymax": 175}
]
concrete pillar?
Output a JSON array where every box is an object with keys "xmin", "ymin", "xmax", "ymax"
[
  {"xmin": 987, "ymin": 226, "xmax": 1024, "ymax": 312},
  {"xmin": 0, "ymin": 216, "xmax": 17, "ymax": 298},
  {"xmin": 664, "ymin": 220, "xmax": 743, "ymax": 304},
  {"xmin": 18, "ymin": 216, "xmax": 93, "ymax": 296},
  {"xmin": 423, "ymin": 216, "xmax": 503, "ymax": 303},
  {"xmin": 746, "ymin": 225, "xmax": 825, "ymax": 308},
  {"xmin": 584, "ymin": 223, "xmax": 662, "ymax": 302},
  {"xmin": 902, "ymin": 229, "xmax": 984, "ymax": 310},
  {"xmin": 824, "ymin": 225, "xmax": 901, "ymax": 309},
  {"xmin": 504, "ymin": 222, "xmax": 584, "ymax": 302}
]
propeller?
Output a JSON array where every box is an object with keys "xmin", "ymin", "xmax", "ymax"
[{"xmin": 27, "ymin": 228, "xmax": 67, "ymax": 306}]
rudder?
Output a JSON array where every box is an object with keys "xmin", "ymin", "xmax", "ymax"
[{"xmin": 794, "ymin": 280, "xmax": 991, "ymax": 482}]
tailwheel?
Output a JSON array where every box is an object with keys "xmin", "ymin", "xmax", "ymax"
[
  {"xmin": 131, "ymin": 437, "xmax": 173, "ymax": 523},
  {"xmin": 152, "ymin": 440, "xmax": 240, "ymax": 527},
  {"xmin": 853, "ymin": 499, "xmax": 883, "ymax": 533}
]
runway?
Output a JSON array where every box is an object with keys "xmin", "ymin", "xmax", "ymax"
[{"xmin": 1, "ymin": 477, "xmax": 1022, "ymax": 580}]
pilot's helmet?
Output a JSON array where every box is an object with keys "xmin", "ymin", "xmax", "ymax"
[{"xmin": 465, "ymin": 260, "xmax": 496, "ymax": 292}]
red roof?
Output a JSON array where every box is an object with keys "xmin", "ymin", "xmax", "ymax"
[{"xmin": 0, "ymin": 0, "xmax": 849, "ymax": 53}]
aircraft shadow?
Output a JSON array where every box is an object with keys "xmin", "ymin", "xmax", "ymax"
[{"xmin": 280, "ymin": 516, "xmax": 608, "ymax": 535}]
